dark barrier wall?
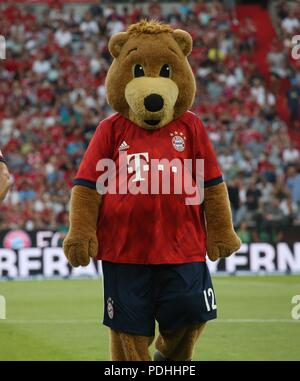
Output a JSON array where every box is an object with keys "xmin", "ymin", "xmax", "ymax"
[{"xmin": 0, "ymin": 230, "xmax": 300, "ymax": 278}]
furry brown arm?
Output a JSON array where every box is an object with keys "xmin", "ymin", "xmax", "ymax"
[
  {"xmin": 63, "ymin": 185, "xmax": 102, "ymax": 267},
  {"xmin": 204, "ymin": 182, "xmax": 241, "ymax": 261}
]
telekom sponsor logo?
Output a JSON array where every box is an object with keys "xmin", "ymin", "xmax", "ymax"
[{"xmin": 95, "ymin": 151, "xmax": 205, "ymax": 205}]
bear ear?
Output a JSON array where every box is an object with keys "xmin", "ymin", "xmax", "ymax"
[
  {"xmin": 173, "ymin": 29, "xmax": 193, "ymax": 56},
  {"xmin": 108, "ymin": 32, "xmax": 129, "ymax": 58}
]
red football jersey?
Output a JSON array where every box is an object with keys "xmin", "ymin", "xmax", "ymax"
[{"xmin": 75, "ymin": 111, "xmax": 223, "ymax": 264}]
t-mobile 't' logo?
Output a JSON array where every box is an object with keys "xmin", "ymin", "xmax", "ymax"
[{"xmin": 127, "ymin": 152, "xmax": 149, "ymax": 182}]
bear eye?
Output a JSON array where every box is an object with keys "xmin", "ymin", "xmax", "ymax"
[
  {"xmin": 160, "ymin": 64, "xmax": 171, "ymax": 78},
  {"xmin": 133, "ymin": 64, "xmax": 145, "ymax": 78}
]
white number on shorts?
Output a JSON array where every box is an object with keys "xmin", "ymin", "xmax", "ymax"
[{"xmin": 203, "ymin": 288, "xmax": 217, "ymax": 312}]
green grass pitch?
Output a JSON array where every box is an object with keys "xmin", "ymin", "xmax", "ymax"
[{"xmin": 0, "ymin": 275, "xmax": 300, "ymax": 360}]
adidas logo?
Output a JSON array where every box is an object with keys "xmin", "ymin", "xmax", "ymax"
[{"xmin": 119, "ymin": 141, "xmax": 130, "ymax": 151}]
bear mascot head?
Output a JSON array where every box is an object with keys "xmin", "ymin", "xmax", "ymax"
[
  {"xmin": 105, "ymin": 20, "xmax": 195, "ymax": 129},
  {"xmin": 63, "ymin": 19, "xmax": 241, "ymax": 361}
]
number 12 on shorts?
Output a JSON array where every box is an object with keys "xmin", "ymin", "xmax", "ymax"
[{"xmin": 203, "ymin": 288, "xmax": 217, "ymax": 312}]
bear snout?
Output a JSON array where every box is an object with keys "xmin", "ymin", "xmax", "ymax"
[{"xmin": 144, "ymin": 93, "xmax": 164, "ymax": 112}]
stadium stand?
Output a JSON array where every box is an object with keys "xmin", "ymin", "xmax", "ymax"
[{"xmin": 0, "ymin": 0, "xmax": 299, "ymax": 243}]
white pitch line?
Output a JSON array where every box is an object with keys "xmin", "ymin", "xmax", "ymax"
[
  {"xmin": 0, "ymin": 319, "xmax": 99, "ymax": 324},
  {"xmin": 212, "ymin": 319, "xmax": 300, "ymax": 323},
  {"xmin": 0, "ymin": 319, "xmax": 299, "ymax": 324}
]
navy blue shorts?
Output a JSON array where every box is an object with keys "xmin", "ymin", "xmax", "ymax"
[{"xmin": 102, "ymin": 261, "xmax": 217, "ymax": 337}]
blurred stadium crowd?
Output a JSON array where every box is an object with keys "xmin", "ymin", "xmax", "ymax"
[{"xmin": 0, "ymin": 0, "xmax": 299, "ymax": 242}]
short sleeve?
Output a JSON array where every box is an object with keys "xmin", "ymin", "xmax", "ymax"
[
  {"xmin": 74, "ymin": 120, "xmax": 113, "ymax": 189},
  {"xmin": 194, "ymin": 117, "xmax": 223, "ymax": 188}
]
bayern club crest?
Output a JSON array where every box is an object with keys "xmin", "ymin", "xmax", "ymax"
[
  {"xmin": 3, "ymin": 230, "xmax": 32, "ymax": 249},
  {"xmin": 107, "ymin": 297, "xmax": 114, "ymax": 319},
  {"xmin": 170, "ymin": 131, "xmax": 186, "ymax": 152}
]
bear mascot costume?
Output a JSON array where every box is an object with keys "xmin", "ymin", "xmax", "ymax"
[{"xmin": 63, "ymin": 20, "xmax": 241, "ymax": 361}]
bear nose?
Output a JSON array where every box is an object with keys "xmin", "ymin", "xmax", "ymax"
[{"xmin": 144, "ymin": 94, "xmax": 164, "ymax": 112}]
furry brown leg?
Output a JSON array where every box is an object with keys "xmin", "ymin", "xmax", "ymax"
[
  {"xmin": 110, "ymin": 329, "xmax": 154, "ymax": 361},
  {"xmin": 155, "ymin": 322, "xmax": 206, "ymax": 361}
]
